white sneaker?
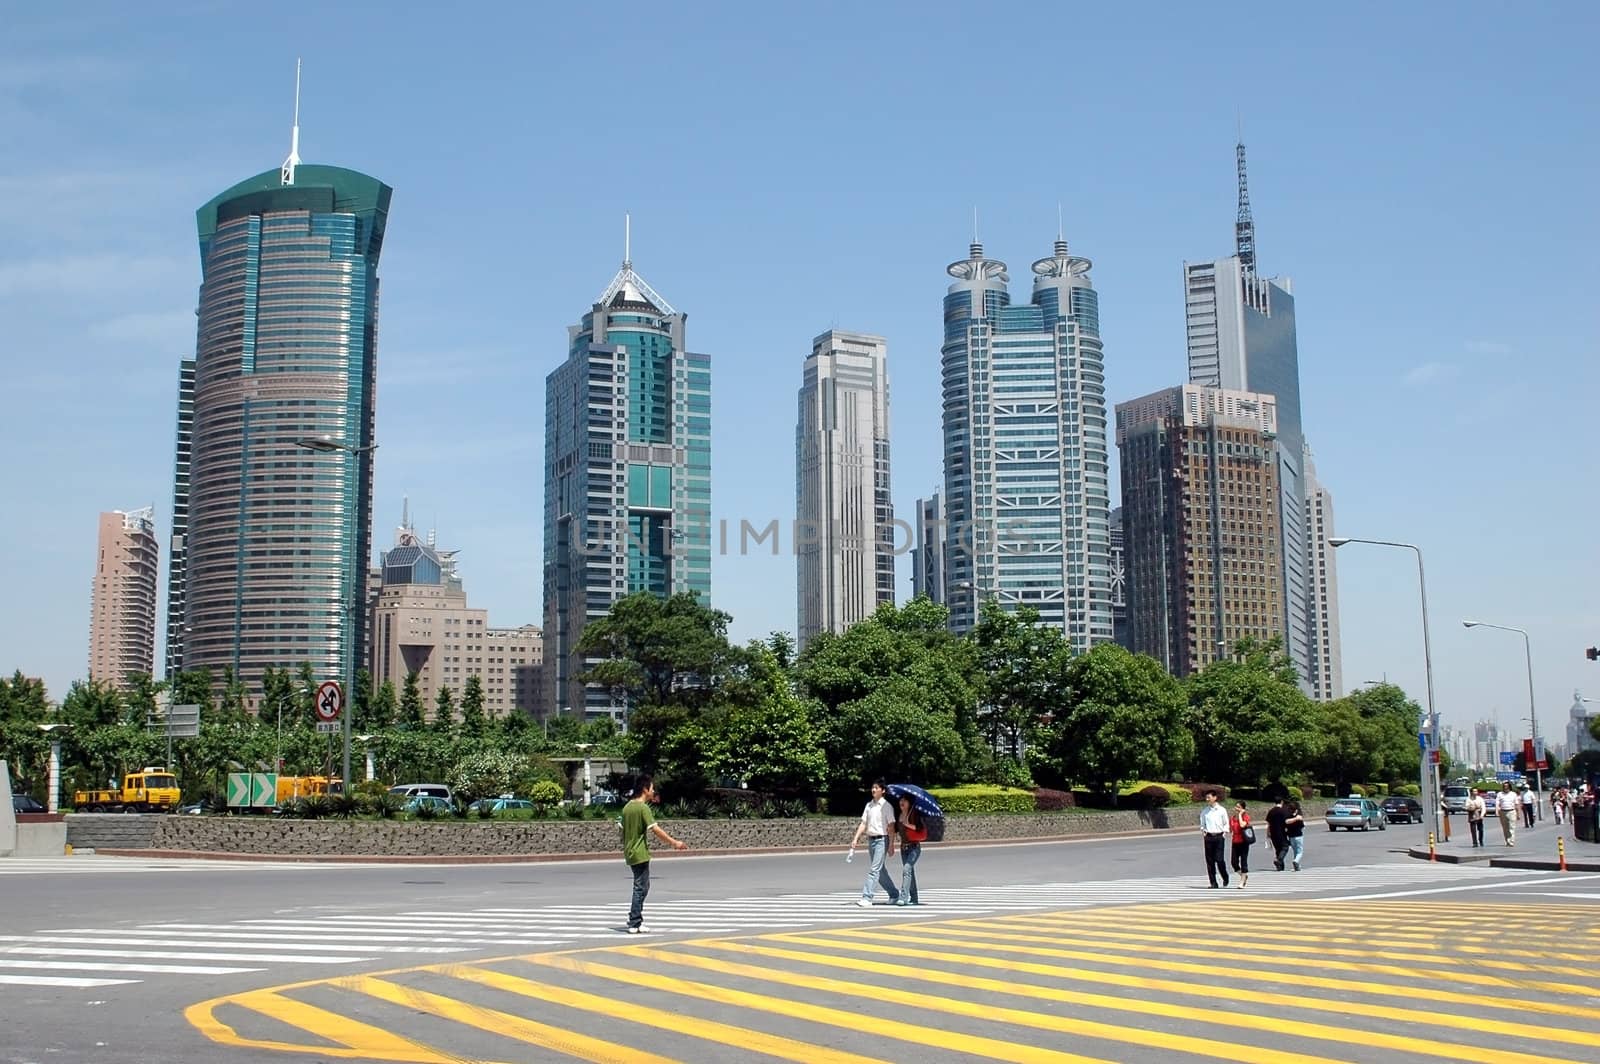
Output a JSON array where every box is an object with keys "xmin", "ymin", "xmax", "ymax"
[
  {"xmin": 855, "ymin": 899, "xmax": 872, "ymax": 908},
  {"xmin": 626, "ymin": 924, "xmax": 650, "ymax": 934}
]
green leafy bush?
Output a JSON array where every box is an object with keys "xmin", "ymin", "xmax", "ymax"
[
  {"xmin": 930, "ymin": 785, "xmax": 1033, "ymax": 815},
  {"xmin": 1299, "ymin": 786, "xmax": 1317, "ymax": 800},
  {"xmin": 1392, "ymin": 783, "xmax": 1421, "ymax": 797},
  {"xmin": 1134, "ymin": 784, "xmax": 1171, "ymax": 809}
]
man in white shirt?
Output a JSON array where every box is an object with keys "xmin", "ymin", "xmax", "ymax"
[
  {"xmin": 848, "ymin": 780, "xmax": 901, "ymax": 907},
  {"xmin": 1519, "ymin": 785, "xmax": 1537, "ymax": 829},
  {"xmin": 1464, "ymin": 789, "xmax": 1488, "ymax": 848},
  {"xmin": 1495, "ymin": 783, "xmax": 1518, "ymax": 846},
  {"xmin": 1199, "ymin": 790, "xmax": 1231, "ymax": 888}
]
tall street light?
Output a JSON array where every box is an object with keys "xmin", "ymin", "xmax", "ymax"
[
  {"xmin": 1328, "ymin": 537, "xmax": 1439, "ymax": 840},
  {"xmin": 296, "ymin": 435, "xmax": 379, "ymax": 790},
  {"xmin": 1462, "ymin": 620, "xmax": 1542, "ymax": 816}
]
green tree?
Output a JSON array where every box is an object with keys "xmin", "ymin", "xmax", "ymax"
[
  {"xmin": 448, "ymin": 749, "xmax": 526, "ymax": 801},
  {"xmin": 433, "ymin": 686, "xmax": 457, "ymax": 733},
  {"xmin": 1311, "ymin": 698, "xmax": 1382, "ymax": 796},
  {"xmin": 58, "ymin": 679, "xmax": 125, "ymax": 729},
  {"xmin": 397, "ymin": 671, "xmax": 425, "ymax": 730},
  {"xmin": 459, "ymin": 675, "xmax": 487, "ymax": 737},
  {"xmin": 821, "ymin": 677, "xmax": 968, "ymax": 788},
  {"xmin": 1187, "ymin": 637, "xmax": 1320, "ymax": 786},
  {"xmin": 171, "ymin": 668, "xmax": 216, "ymax": 717},
  {"xmin": 694, "ymin": 647, "xmax": 827, "ymax": 795},
  {"xmin": 1345, "ymin": 682, "xmax": 1424, "ymax": 787},
  {"xmin": 0, "ymin": 671, "xmax": 52, "ymax": 795},
  {"xmin": 971, "ymin": 601, "xmax": 1071, "ymax": 761},
  {"xmin": 352, "ymin": 668, "xmax": 374, "ymax": 730},
  {"xmin": 368, "ymin": 679, "xmax": 397, "ymax": 730},
  {"xmin": 294, "ymin": 662, "xmax": 318, "ymax": 728},
  {"xmin": 1036, "ymin": 644, "xmax": 1192, "ymax": 798},
  {"xmin": 1566, "ymin": 749, "xmax": 1600, "ymax": 781},
  {"xmin": 219, "ymin": 665, "xmax": 249, "ymax": 719},
  {"xmin": 260, "ymin": 667, "xmax": 296, "ymax": 723},
  {"xmin": 577, "ymin": 591, "xmax": 744, "ymax": 713}
]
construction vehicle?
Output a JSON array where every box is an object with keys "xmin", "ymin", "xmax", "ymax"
[
  {"xmin": 276, "ymin": 775, "xmax": 343, "ymax": 804},
  {"xmin": 73, "ymin": 767, "xmax": 181, "ymax": 812}
]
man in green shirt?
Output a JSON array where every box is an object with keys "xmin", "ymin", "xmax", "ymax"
[{"xmin": 622, "ymin": 775, "xmax": 687, "ymax": 934}]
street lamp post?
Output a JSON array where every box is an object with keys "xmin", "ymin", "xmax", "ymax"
[
  {"xmin": 1328, "ymin": 537, "xmax": 1439, "ymax": 842},
  {"xmin": 296, "ymin": 435, "xmax": 379, "ymax": 791},
  {"xmin": 1463, "ymin": 620, "xmax": 1542, "ymax": 818},
  {"xmin": 36, "ymin": 724, "xmax": 70, "ymax": 814},
  {"xmin": 575, "ymin": 742, "xmax": 594, "ymax": 806}
]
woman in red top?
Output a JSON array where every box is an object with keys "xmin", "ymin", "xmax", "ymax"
[
  {"xmin": 896, "ymin": 794, "xmax": 928, "ymax": 906},
  {"xmin": 1229, "ymin": 800, "xmax": 1253, "ymax": 888}
]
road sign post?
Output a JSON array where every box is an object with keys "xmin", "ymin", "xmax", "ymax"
[{"xmin": 314, "ymin": 681, "xmax": 343, "ymax": 724}]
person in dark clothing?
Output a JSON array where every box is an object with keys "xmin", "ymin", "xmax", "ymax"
[
  {"xmin": 1199, "ymin": 790, "xmax": 1231, "ymax": 888},
  {"xmin": 1285, "ymin": 800, "xmax": 1306, "ymax": 870},
  {"xmin": 1265, "ymin": 797, "xmax": 1290, "ymax": 871}
]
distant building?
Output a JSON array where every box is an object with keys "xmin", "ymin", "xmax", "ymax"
[
  {"xmin": 88, "ymin": 508, "xmax": 158, "ymax": 689},
  {"xmin": 795, "ymin": 330, "xmax": 894, "ymax": 647},
  {"xmin": 1566, "ymin": 691, "xmax": 1600, "ymax": 760},
  {"xmin": 911, "ymin": 493, "xmax": 946, "ymax": 604},
  {"xmin": 1303, "ymin": 454, "xmax": 1342, "ymax": 699},
  {"xmin": 369, "ymin": 513, "xmax": 541, "ymax": 719},
  {"xmin": 543, "ymin": 239, "xmax": 711, "ymax": 721},
  {"xmin": 1117, "ymin": 385, "xmax": 1283, "ymax": 676},
  {"xmin": 1109, "ymin": 506, "xmax": 1129, "ymax": 649}
]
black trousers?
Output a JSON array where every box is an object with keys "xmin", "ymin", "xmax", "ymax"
[
  {"xmin": 1231, "ymin": 840, "xmax": 1251, "ymax": 874},
  {"xmin": 1270, "ymin": 837, "xmax": 1289, "ymax": 870},
  {"xmin": 1468, "ymin": 818, "xmax": 1485, "ymax": 846},
  {"xmin": 1522, "ymin": 804, "xmax": 1535, "ymax": 828},
  {"xmin": 1204, "ymin": 833, "xmax": 1229, "ymax": 886}
]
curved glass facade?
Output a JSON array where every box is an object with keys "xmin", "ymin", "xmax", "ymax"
[{"xmin": 167, "ymin": 165, "xmax": 391, "ymax": 698}]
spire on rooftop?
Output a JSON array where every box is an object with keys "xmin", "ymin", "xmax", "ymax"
[{"xmin": 594, "ymin": 212, "xmax": 676, "ymax": 314}]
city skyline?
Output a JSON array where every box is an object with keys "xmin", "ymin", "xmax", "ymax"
[{"xmin": 5, "ymin": 4, "xmax": 1596, "ymax": 737}]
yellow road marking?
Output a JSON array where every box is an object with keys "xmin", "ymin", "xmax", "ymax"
[
  {"xmin": 689, "ymin": 938, "xmax": 1589, "ymax": 1064},
  {"xmin": 526, "ymin": 950, "xmax": 1124, "ymax": 1064},
  {"xmin": 183, "ymin": 987, "xmax": 484, "ymax": 1063},
  {"xmin": 440, "ymin": 964, "xmax": 881, "ymax": 1064},
  {"xmin": 873, "ymin": 923, "xmax": 1600, "ymax": 1006},
  {"xmin": 773, "ymin": 927, "xmax": 1600, "ymax": 1047},
  {"xmin": 345, "ymin": 974, "xmax": 684, "ymax": 1064}
]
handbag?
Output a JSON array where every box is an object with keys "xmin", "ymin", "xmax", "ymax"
[{"xmin": 1241, "ymin": 823, "xmax": 1256, "ymax": 844}]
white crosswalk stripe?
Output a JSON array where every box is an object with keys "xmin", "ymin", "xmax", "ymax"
[
  {"xmin": 0, "ymin": 859, "xmax": 1542, "ymax": 991},
  {"xmin": 0, "ymin": 856, "xmax": 377, "ymax": 875}
]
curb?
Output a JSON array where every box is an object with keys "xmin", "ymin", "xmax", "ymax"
[
  {"xmin": 89, "ymin": 826, "xmax": 1181, "ymax": 864},
  {"xmin": 1407, "ymin": 846, "xmax": 1600, "ymax": 872}
]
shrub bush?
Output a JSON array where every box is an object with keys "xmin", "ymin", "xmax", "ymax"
[
  {"xmin": 1346, "ymin": 784, "xmax": 1367, "ymax": 797},
  {"xmin": 1299, "ymin": 786, "xmax": 1317, "ymax": 800},
  {"xmin": 929, "ymin": 785, "xmax": 1034, "ymax": 815},
  {"xmin": 1392, "ymin": 783, "xmax": 1421, "ymax": 797},
  {"xmin": 1033, "ymin": 788, "xmax": 1075, "ymax": 811},
  {"xmin": 1164, "ymin": 786, "xmax": 1194, "ymax": 806},
  {"xmin": 1183, "ymin": 783, "xmax": 1228, "ymax": 803},
  {"xmin": 1134, "ymin": 784, "xmax": 1171, "ymax": 809}
]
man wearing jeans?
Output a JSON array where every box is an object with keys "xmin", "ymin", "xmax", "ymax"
[
  {"xmin": 621, "ymin": 775, "xmax": 687, "ymax": 934},
  {"xmin": 848, "ymin": 780, "xmax": 900, "ymax": 907}
]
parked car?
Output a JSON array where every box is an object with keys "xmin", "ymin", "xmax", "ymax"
[
  {"xmin": 11, "ymin": 794, "xmax": 46, "ymax": 814},
  {"xmin": 467, "ymin": 797, "xmax": 534, "ymax": 815},
  {"xmin": 389, "ymin": 783, "xmax": 453, "ymax": 803},
  {"xmin": 1380, "ymin": 796, "xmax": 1424, "ymax": 824},
  {"xmin": 1326, "ymin": 797, "xmax": 1386, "ymax": 831},
  {"xmin": 1441, "ymin": 785, "xmax": 1471, "ymax": 814},
  {"xmin": 402, "ymin": 795, "xmax": 455, "ymax": 815}
]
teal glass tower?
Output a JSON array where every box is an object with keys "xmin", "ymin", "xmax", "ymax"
[
  {"xmin": 543, "ymin": 243, "xmax": 712, "ymax": 721},
  {"xmin": 165, "ymin": 162, "xmax": 390, "ymax": 699}
]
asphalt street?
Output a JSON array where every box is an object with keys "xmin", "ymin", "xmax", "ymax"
[{"xmin": 3, "ymin": 818, "xmax": 1596, "ymax": 1064}]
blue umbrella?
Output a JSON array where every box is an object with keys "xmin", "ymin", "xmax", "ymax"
[{"xmin": 887, "ymin": 783, "xmax": 945, "ymax": 842}]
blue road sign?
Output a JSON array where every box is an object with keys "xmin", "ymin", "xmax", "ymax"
[
  {"xmin": 1499, "ymin": 751, "xmax": 1516, "ymax": 766},
  {"xmin": 1495, "ymin": 771, "xmax": 1521, "ymax": 782}
]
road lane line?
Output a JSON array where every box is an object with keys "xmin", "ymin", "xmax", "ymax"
[
  {"xmin": 0, "ymin": 974, "xmax": 136, "ymax": 987},
  {"xmin": 372, "ymin": 969, "xmax": 868, "ymax": 1064},
  {"xmin": 184, "ymin": 987, "xmax": 480, "ymax": 1064},
  {"xmin": 4, "ymin": 947, "xmax": 368, "ymax": 963},
  {"xmin": 523, "ymin": 951, "xmax": 1124, "ymax": 1064},
  {"xmin": 1332, "ymin": 872, "xmax": 1600, "ymax": 901},
  {"xmin": 779, "ymin": 927, "xmax": 1600, "ymax": 1042},
  {"xmin": 0, "ymin": 934, "xmax": 466, "ymax": 954},
  {"xmin": 687, "ymin": 938, "xmax": 1582, "ymax": 1064},
  {"xmin": 0, "ymin": 959, "xmax": 262, "ymax": 975}
]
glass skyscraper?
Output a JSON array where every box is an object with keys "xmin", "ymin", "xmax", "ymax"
[
  {"xmin": 166, "ymin": 164, "xmax": 390, "ymax": 698},
  {"xmin": 939, "ymin": 239, "xmax": 1112, "ymax": 649},
  {"xmin": 543, "ymin": 254, "xmax": 711, "ymax": 721}
]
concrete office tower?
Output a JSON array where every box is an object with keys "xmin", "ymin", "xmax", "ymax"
[
  {"xmin": 543, "ymin": 230, "xmax": 711, "ymax": 721},
  {"xmin": 1116, "ymin": 385, "xmax": 1284, "ymax": 677},
  {"xmin": 1184, "ymin": 142, "xmax": 1327, "ymax": 689},
  {"xmin": 88, "ymin": 508, "xmax": 159, "ymax": 688},
  {"xmin": 911, "ymin": 493, "xmax": 946, "ymax": 603},
  {"xmin": 1303, "ymin": 453, "xmax": 1343, "ymax": 699},
  {"xmin": 939, "ymin": 237, "xmax": 1112, "ymax": 648},
  {"xmin": 369, "ymin": 515, "xmax": 543, "ymax": 718},
  {"xmin": 165, "ymin": 145, "xmax": 391, "ymax": 697},
  {"xmin": 795, "ymin": 330, "xmax": 894, "ymax": 647}
]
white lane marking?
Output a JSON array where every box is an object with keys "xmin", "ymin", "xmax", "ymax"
[
  {"xmin": 0, "ymin": 959, "xmax": 262, "ymax": 975},
  {"xmin": 1334, "ymin": 871, "xmax": 1600, "ymax": 901},
  {"xmin": 0, "ymin": 973, "xmax": 136, "ymax": 987},
  {"xmin": 2, "ymin": 947, "xmax": 371, "ymax": 963},
  {"xmin": 0, "ymin": 935, "xmax": 464, "ymax": 954}
]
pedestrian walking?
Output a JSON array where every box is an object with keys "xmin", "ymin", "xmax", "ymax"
[
  {"xmin": 1229, "ymin": 800, "xmax": 1254, "ymax": 888},
  {"xmin": 1285, "ymin": 799, "xmax": 1306, "ymax": 870},
  {"xmin": 620, "ymin": 775, "xmax": 688, "ymax": 934},
  {"xmin": 1496, "ymin": 782, "xmax": 1518, "ymax": 846},
  {"xmin": 848, "ymin": 780, "xmax": 901, "ymax": 906},
  {"xmin": 1551, "ymin": 786, "xmax": 1568, "ymax": 826},
  {"xmin": 895, "ymin": 793, "xmax": 926, "ymax": 906},
  {"xmin": 1200, "ymin": 790, "xmax": 1231, "ymax": 888},
  {"xmin": 1520, "ymin": 784, "xmax": 1537, "ymax": 829},
  {"xmin": 1265, "ymin": 796, "xmax": 1290, "ymax": 871},
  {"xmin": 1465, "ymin": 788, "xmax": 1487, "ymax": 847}
]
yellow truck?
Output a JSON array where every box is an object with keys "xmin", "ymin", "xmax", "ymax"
[
  {"xmin": 276, "ymin": 775, "xmax": 342, "ymax": 804},
  {"xmin": 74, "ymin": 767, "xmax": 181, "ymax": 812}
]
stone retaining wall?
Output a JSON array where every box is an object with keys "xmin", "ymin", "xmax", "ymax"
[{"xmin": 68, "ymin": 798, "xmax": 1336, "ymax": 857}]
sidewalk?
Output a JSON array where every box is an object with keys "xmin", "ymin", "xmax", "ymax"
[{"xmin": 1405, "ymin": 821, "xmax": 1600, "ymax": 871}]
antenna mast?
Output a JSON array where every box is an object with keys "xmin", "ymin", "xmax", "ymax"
[
  {"xmin": 280, "ymin": 58, "xmax": 302, "ymax": 186},
  {"xmin": 1234, "ymin": 140, "xmax": 1255, "ymax": 272}
]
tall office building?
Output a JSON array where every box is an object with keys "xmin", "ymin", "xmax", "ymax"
[
  {"xmin": 1183, "ymin": 143, "xmax": 1340, "ymax": 693},
  {"xmin": 164, "ymin": 107, "xmax": 390, "ymax": 699},
  {"xmin": 939, "ymin": 237, "xmax": 1112, "ymax": 649},
  {"xmin": 543, "ymin": 237, "xmax": 711, "ymax": 721},
  {"xmin": 795, "ymin": 330, "xmax": 893, "ymax": 647},
  {"xmin": 1303, "ymin": 454, "xmax": 1343, "ymax": 699},
  {"xmin": 1116, "ymin": 385, "xmax": 1284, "ymax": 676},
  {"xmin": 88, "ymin": 508, "xmax": 159, "ymax": 688},
  {"xmin": 911, "ymin": 493, "xmax": 946, "ymax": 603},
  {"xmin": 369, "ymin": 513, "xmax": 543, "ymax": 718},
  {"xmin": 1108, "ymin": 506, "xmax": 1129, "ymax": 649}
]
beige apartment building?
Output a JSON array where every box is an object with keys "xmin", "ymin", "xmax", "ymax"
[
  {"xmin": 368, "ymin": 523, "xmax": 541, "ymax": 719},
  {"xmin": 87, "ymin": 508, "xmax": 159, "ymax": 689}
]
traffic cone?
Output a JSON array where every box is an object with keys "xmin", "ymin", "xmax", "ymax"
[
  {"xmin": 1428, "ymin": 832, "xmax": 1437, "ymax": 861},
  {"xmin": 1558, "ymin": 837, "xmax": 1567, "ymax": 872}
]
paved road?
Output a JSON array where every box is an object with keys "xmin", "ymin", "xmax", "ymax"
[{"xmin": 3, "ymin": 821, "xmax": 1596, "ymax": 1063}]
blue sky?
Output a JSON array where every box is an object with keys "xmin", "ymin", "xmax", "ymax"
[{"xmin": 4, "ymin": 2, "xmax": 1597, "ymax": 746}]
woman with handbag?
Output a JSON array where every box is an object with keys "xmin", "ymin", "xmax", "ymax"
[
  {"xmin": 1230, "ymin": 800, "xmax": 1254, "ymax": 888},
  {"xmin": 895, "ymin": 793, "xmax": 928, "ymax": 906}
]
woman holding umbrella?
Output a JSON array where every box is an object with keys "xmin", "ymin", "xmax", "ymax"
[{"xmin": 895, "ymin": 793, "xmax": 927, "ymax": 905}]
